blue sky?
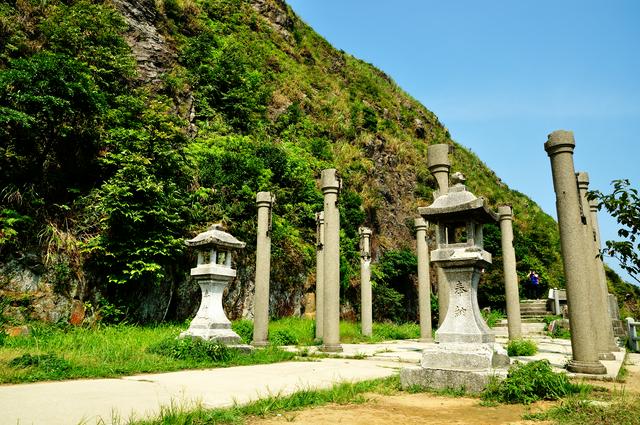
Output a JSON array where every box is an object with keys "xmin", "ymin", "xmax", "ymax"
[{"xmin": 286, "ymin": 0, "xmax": 640, "ymax": 284}]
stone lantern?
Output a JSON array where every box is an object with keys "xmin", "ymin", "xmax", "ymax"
[
  {"xmin": 401, "ymin": 173, "xmax": 509, "ymax": 392},
  {"xmin": 181, "ymin": 224, "xmax": 246, "ymax": 344}
]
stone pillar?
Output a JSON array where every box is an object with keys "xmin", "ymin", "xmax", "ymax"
[
  {"xmin": 427, "ymin": 144, "xmax": 451, "ymax": 325},
  {"xmin": 576, "ymin": 172, "xmax": 616, "ymax": 358},
  {"xmin": 321, "ymin": 169, "xmax": 343, "ymax": 352},
  {"xmin": 415, "ymin": 218, "xmax": 433, "ymax": 342},
  {"xmin": 359, "ymin": 227, "xmax": 373, "ymax": 337},
  {"xmin": 498, "ymin": 206, "xmax": 522, "ymax": 340},
  {"xmin": 252, "ymin": 191, "xmax": 274, "ymax": 347},
  {"xmin": 315, "ymin": 212, "xmax": 325, "ymax": 341},
  {"xmin": 544, "ymin": 130, "xmax": 606, "ymax": 374}
]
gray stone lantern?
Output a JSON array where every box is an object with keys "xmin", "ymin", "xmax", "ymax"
[
  {"xmin": 420, "ymin": 172, "xmax": 497, "ymax": 344},
  {"xmin": 401, "ymin": 173, "xmax": 509, "ymax": 393},
  {"xmin": 180, "ymin": 224, "xmax": 246, "ymax": 344}
]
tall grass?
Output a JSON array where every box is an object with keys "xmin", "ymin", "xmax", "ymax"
[{"xmin": 0, "ymin": 323, "xmax": 295, "ymax": 384}]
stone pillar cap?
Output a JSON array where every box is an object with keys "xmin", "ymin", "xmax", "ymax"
[
  {"xmin": 414, "ymin": 217, "xmax": 428, "ymax": 228},
  {"xmin": 544, "ymin": 130, "xmax": 575, "ymax": 155},
  {"xmin": 427, "ymin": 144, "xmax": 451, "ymax": 169},
  {"xmin": 358, "ymin": 226, "xmax": 372, "ymax": 236},
  {"xmin": 497, "ymin": 205, "xmax": 513, "ymax": 219},
  {"xmin": 256, "ymin": 191, "xmax": 275, "ymax": 204},
  {"xmin": 315, "ymin": 211, "xmax": 324, "ymax": 222},
  {"xmin": 589, "ymin": 198, "xmax": 599, "ymax": 212},
  {"xmin": 576, "ymin": 171, "xmax": 590, "ymax": 188},
  {"xmin": 321, "ymin": 168, "xmax": 341, "ymax": 191}
]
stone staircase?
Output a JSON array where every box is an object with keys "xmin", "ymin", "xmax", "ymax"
[
  {"xmin": 491, "ymin": 299, "xmax": 552, "ymax": 337},
  {"xmin": 519, "ymin": 299, "xmax": 552, "ymax": 320}
]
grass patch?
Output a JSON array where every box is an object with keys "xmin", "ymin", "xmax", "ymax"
[
  {"xmin": 482, "ymin": 360, "xmax": 591, "ymax": 404},
  {"xmin": 133, "ymin": 376, "xmax": 401, "ymax": 424},
  {"xmin": 506, "ymin": 339, "xmax": 538, "ymax": 356},
  {"xmin": 481, "ymin": 309, "xmax": 505, "ymax": 328},
  {"xmin": 532, "ymin": 392, "xmax": 640, "ymax": 424},
  {"xmin": 0, "ymin": 323, "xmax": 295, "ymax": 384}
]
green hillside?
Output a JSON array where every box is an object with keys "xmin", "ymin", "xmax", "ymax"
[{"xmin": 0, "ymin": 0, "xmax": 579, "ymax": 323}]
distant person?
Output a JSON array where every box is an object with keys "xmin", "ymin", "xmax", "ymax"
[{"xmin": 527, "ymin": 271, "xmax": 540, "ymax": 299}]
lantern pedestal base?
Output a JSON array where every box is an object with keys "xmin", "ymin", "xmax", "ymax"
[{"xmin": 401, "ymin": 342, "xmax": 510, "ymax": 393}]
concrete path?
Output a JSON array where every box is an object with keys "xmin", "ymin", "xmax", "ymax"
[
  {"xmin": 0, "ymin": 336, "xmax": 627, "ymax": 425},
  {"xmin": 0, "ymin": 358, "xmax": 401, "ymax": 425}
]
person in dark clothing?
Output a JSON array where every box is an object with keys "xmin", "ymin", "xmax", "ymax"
[{"xmin": 527, "ymin": 271, "xmax": 540, "ymax": 299}]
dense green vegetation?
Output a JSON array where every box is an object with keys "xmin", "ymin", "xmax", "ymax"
[
  {"xmin": 0, "ymin": 0, "xmax": 630, "ymax": 325},
  {"xmin": 482, "ymin": 360, "xmax": 590, "ymax": 405}
]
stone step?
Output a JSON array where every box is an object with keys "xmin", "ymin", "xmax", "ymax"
[{"xmin": 492, "ymin": 322, "xmax": 547, "ymax": 337}]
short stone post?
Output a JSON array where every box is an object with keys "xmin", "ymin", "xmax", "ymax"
[
  {"xmin": 544, "ymin": 130, "xmax": 606, "ymax": 374},
  {"xmin": 427, "ymin": 144, "xmax": 451, "ymax": 325},
  {"xmin": 498, "ymin": 206, "xmax": 522, "ymax": 340},
  {"xmin": 321, "ymin": 169, "xmax": 343, "ymax": 352},
  {"xmin": 315, "ymin": 212, "xmax": 325, "ymax": 341},
  {"xmin": 626, "ymin": 317, "xmax": 639, "ymax": 352},
  {"xmin": 359, "ymin": 227, "xmax": 373, "ymax": 337},
  {"xmin": 576, "ymin": 172, "xmax": 616, "ymax": 358},
  {"xmin": 415, "ymin": 218, "xmax": 433, "ymax": 342},
  {"xmin": 252, "ymin": 192, "xmax": 274, "ymax": 347}
]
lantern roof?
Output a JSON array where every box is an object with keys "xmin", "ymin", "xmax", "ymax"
[
  {"xmin": 185, "ymin": 224, "xmax": 246, "ymax": 249},
  {"xmin": 418, "ymin": 180, "xmax": 497, "ymax": 224}
]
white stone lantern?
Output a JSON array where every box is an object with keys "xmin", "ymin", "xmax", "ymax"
[{"xmin": 180, "ymin": 224, "xmax": 246, "ymax": 344}]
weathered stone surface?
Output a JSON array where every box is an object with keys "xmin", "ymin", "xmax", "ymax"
[
  {"xmin": 421, "ymin": 342, "xmax": 509, "ymax": 370},
  {"xmin": 111, "ymin": 0, "xmax": 176, "ymax": 82},
  {"xmin": 400, "ymin": 366, "xmax": 507, "ymax": 393}
]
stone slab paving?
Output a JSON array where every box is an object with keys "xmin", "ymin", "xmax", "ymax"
[
  {"xmin": 0, "ymin": 338, "xmax": 627, "ymax": 425},
  {"xmin": 0, "ymin": 358, "xmax": 400, "ymax": 425}
]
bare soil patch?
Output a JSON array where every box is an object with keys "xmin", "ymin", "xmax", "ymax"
[{"xmin": 247, "ymin": 394, "xmax": 553, "ymax": 425}]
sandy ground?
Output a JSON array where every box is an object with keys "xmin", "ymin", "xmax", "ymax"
[{"xmin": 248, "ymin": 353, "xmax": 640, "ymax": 425}]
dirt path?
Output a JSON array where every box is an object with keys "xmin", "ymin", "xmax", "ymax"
[
  {"xmin": 247, "ymin": 394, "xmax": 553, "ymax": 425},
  {"xmin": 248, "ymin": 353, "xmax": 640, "ymax": 425}
]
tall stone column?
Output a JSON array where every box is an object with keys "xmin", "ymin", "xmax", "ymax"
[
  {"xmin": 321, "ymin": 169, "xmax": 343, "ymax": 352},
  {"xmin": 252, "ymin": 192, "xmax": 274, "ymax": 347},
  {"xmin": 315, "ymin": 212, "xmax": 325, "ymax": 341},
  {"xmin": 427, "ymin": 144, "xmax": 451, "ymax": 325},
  {"xmin": 415, "ymin": 218, "xmax": 433, "ymax": 342},
  {"xmin": 359, "ymin": 227, "xmax": 373, "ymax": 337},
  {"xmin": 590, "ymin": 199, "xmax": 617, "ymax": 326},
  {"xmin": 576, "ymin": 172, "xmax": 616, "ymax": 358},
  {"xmin": 544, "ymin": 131, "xmax": 606, "ymax": 374},
  {"xmin": 498, "ymin": 206, "xmax": 522, "ymax": 340}
]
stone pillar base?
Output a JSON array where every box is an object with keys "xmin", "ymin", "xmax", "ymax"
[
  {"xmin": 567, "ymin": 359, "xmax": 607, "ymax": 375},
  {"xmin": 419, "ymin": 337, "xmax": 434, "ymax": 343},
  {"xmin": 179, "ymin": 327, "xmax": 242, "ymax": 345},
  {"xmin": 400, "ymin": 366, "xmax": 508, "ymax": 394},
  {"xmin": 421, "ymin": 342, "xmax": 510, "ymax": 370},
  {"xmin": 598, "ymin": 352, "xmax": 615, "ymax": 361},
  {"xmin": 252, "ymin": 340, "xmax": 270, "ymax": 348},
  {"xmin": 321, "ymin": 343, "xmax": 343, "ymax": 353}
]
